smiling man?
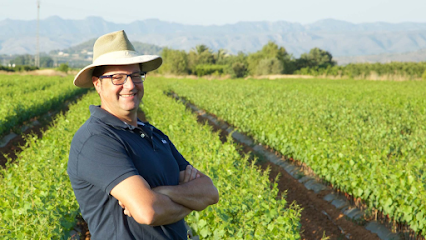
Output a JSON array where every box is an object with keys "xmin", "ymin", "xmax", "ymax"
[{"xmin": 67, "ymin": 30, "xmax": 219, "ymax": 240}]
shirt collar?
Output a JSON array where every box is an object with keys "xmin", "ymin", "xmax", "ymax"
[{"xmin": 89, "ymin": 105, "xmax": 143, "ymax": 130}]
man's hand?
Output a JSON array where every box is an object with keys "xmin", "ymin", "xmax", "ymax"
[
  {"xmin": 118, "ymin": 165, "xmax": 202, "ymax": 218},
  {"xmin": 116, "ymin": 165, "xmax": 218, "ymax": 219},
  {"xmin": 179, "ymin": 165, "xmax": 201, "ymax": 184},
  {"xmin": 119, "ymin": 200, "xmax": 132, "ymax": 217},
  {"xmin": 154, "ymin": 166, "xmax": 219, "ymax": 211},
  {"xmin": 111, "ymin": 175, "xmax": 192, "ymax": 226}
]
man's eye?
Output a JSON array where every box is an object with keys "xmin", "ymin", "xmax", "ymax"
[{"xmin": 112, "ymin": 75, "xmax": 124, "ymax": 80}]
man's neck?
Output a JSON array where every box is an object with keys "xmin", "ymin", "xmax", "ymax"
[
  {"xmin": 101, "ymin": 105, "xmax": 138, "ymax": 126},
  {"xmin": 119, "ymin": 114, "xmax": 138, "ymax": 127}
]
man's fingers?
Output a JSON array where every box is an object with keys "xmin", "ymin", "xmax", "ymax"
[
  {"xmin": 123, "ymin": 209, "xmax": 132, "ymax": 217},
  {"xmin": 179, "ymin": 170, "xmax": 186, "ymax": 184},
  {"xmin": 181, "ymin": 165, "xmax": 201, "ymax": 184},
  {"xmin": 190, "ymin": 166, "xmax": 198, "ymax": 181},
  {"xmin": 119, "ymin": 200, "xmax": 132, "ymax": 217},
  {"xmin": 183, "ymin": 165, "xmax": 192, "ymax": 183}
]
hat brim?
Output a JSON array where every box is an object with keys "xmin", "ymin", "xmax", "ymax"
[{"xmin": 73, "ymin": 54, "xmax": 162, "ymax": 88}]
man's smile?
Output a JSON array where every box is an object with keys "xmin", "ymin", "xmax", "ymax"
[{"xmin": 120, "ymin": 93, "xmax": 137, "ymax": 98}]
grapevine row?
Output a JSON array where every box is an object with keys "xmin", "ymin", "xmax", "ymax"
[
  {"xmin": 0, "ymin": 74, "xmax": 87, "ymax": 137},
  {"xmin": 160, "ymin": 76, "xmax": 426, "ymax": 236}
]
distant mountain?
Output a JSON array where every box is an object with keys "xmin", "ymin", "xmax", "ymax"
[{"xmin": 2, "ymin": 16, "xmax": 426, "ymax": 60}]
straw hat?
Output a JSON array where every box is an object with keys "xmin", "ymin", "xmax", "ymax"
[{"xmin": 73, "ymin": 30, "xmax": 162, "ymax": 88}]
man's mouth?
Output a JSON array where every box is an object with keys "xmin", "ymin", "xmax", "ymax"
[{"xmin": 120, "ymin": 93, "xmax": 137, "ymax": 98}]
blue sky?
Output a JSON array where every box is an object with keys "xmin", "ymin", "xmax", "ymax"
[{"xmin": 1, "ymin": 0, "xmax": 426, "ymax": 25}]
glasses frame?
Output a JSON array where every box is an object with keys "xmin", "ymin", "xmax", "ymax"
[{"xmin": 99, "ymin": 72, "xmax": 147, "ymax": 86}]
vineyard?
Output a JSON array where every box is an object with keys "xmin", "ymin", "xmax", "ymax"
[
  {"xmin": 2, "ymin": 73, "xmax": 426, "ymax": 239},
  {"xmin": 0, "ymin": 74, "xmax": 301, "ymax": 239},
  {"xmin": 0, "ymin": 75, "xmax": 87, "ymax": 136},
  {"xmin": 158, "ymin": 77, "xmax": 426, "ymax": 237}
]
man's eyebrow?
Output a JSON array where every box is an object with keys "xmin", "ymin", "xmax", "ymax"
[{"xmin": 104, "ymin": 71, "xmax": 142, "ymax": 75}]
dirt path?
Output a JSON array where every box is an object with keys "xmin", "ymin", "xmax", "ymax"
[
  {"xmin": 262, "ymin": 160, "xmax": 378, "ymax": 239},
  {"xmin": 0, "ymin": 120, "xmax": 46, "ymax": 167}
]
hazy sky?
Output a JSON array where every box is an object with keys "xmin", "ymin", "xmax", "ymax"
[{"xmin": 1, "ymin": 0, "xmax": 426, "ymax": 25}]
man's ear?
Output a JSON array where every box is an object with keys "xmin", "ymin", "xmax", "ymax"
[{"xmin": 92, "ymin": 76, "xmax": 101, "ymax": 93}]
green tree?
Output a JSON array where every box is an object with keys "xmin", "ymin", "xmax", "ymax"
[
  {"xmin": 187, "ymin": 44, "xmax": 215, "ymax": 73},
  {"xmin": 10, "ymin": 54, "xmax": 34, "ymax": 66},
  {"xmin": 193, "ymin": 44, "xmax": 209, "ymax": 55},
  {"xmin": 421, "ymin": 70, "xmax": 426, "ymax": 80},
  {"xmin": 187, "ymin": 51, "xmax": 198, "ymax": 74},
  {"xmin": 260, "ymin": 41, "xmax": 287, "ymax": 60},
  {"xmin": 220, "ymin": 51, "xmax": 248, "ymax": 78},
  {"xmin": 159, "ymin": 47, "xmax": 188, "ymax": 75},
  {"xmin": 256, "ymin": 58, "xmax": 283, "ymax": 75},
  {"xmin": 297, "ymin": 47, "xmax": 336, "ymax": 69},
  {"xmin": 215, "ymin": 49, "xmax": 228, "ymax": 64},
  {"xmin": 231, "ymin": 62, "xmax": 247, "ymax": 78},
  {"xmin": 40, "ymin": 56, "xmax": 54, "ymax": 68},
  {"xmin": 247, "ymin": 41, "xmax": 293, "ymax": 75},
  {"xmin": 197, "ymin": 51, "xmax": 215, "ymax": 65},
  {"xmin": 57, "ymin": 63, "xmax": 69, "ymax": 73}
]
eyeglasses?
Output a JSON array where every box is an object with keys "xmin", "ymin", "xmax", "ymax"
[{"xmin": 99, "ymin": 72, "xmax": 146, "ymax": 85}]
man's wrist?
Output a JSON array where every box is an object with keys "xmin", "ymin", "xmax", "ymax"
[{"xmin": 152, "ymin": 186, "xmax": 172, "ymax": 197}]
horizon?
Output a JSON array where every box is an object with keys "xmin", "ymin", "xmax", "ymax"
[{"xmin": 2, "ymin": 15, "xmax": 426, "ymax": 27}]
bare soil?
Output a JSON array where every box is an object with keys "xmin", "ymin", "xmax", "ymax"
[
  {"xmin": 0, "ymin": 69, "xmax": 70, "ymax": 76},
  {"xmin": 0, "ymin": 120, "xmax": 47, "ymax": 167}
]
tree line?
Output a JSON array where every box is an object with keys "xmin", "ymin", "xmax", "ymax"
[
  {"xmin": 158, "ymin": 42, "xmax": 426, "ymax": 80},
  {"xmin": 157, "ymin": 42, "xmax": 336, "ymax": 78},
  {"xmin": 9, "ymin": 54, "xmax": 54, "ymax": 68},
  {"xmin": 294, "ymin": 62, "xmax": 426, "ymax": 80},
  {"xmin": 3, "ymin": 42, "xmax": 426, "ymax": 80}
]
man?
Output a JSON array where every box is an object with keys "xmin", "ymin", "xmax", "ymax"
[{"xmin": 67, "ymin": 30, "xmax": 219, "ymax": 240}]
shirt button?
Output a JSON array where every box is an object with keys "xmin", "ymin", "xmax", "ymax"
[{"xmin": 140, "ymin": 133, "xmax": 145, "ymax": 138}]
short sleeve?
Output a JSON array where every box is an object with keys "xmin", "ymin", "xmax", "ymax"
[{"xmin": 76, "ymin": 134, "xmax": 138, "ymax": 194}]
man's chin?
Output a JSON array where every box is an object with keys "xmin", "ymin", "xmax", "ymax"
[{"xmin": 120, "ymin": 103, "xmax": 139, "ymax": 112}]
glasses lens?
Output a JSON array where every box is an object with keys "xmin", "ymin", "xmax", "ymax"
[
  {"xmin": 131, "ymin": 73, "xmax": 143, "ymax": 83},
  {"xmin": 111, "ymin": 74, "xmax": 126, "ymax": 85}
]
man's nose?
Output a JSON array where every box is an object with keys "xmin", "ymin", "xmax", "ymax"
[{"xmin": 123, "ymin": 75, "xmax": 136, "ymax": 89}]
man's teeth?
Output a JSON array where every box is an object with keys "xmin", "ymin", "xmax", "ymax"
[{"xmin": 121, "ymin": 94, "xmax": 135, "ymax": 97}]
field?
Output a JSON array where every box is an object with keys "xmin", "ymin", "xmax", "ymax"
[
  {"xmin": 0, "ymin": 75, "xmax": 87, "ymax": 136},
  {"xmin": 0, "ymin": 74, "xmax": 301, "ymax": 239},
  {"xmin": 2, "ymin": 73, "xmax": 426, "ymax": 239},
  {"xmin": 157, "ymin": 77, "xmax": 426, "ymax": 237}
]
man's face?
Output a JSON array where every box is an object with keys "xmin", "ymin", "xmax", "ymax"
[{"xmin": 92, "ymin": 64, "xmax": 144, "ymax": 118}]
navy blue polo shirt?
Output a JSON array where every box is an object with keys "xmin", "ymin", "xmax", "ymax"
[{"xmin": 67, "ymin": 105, "xmax": 190, "ymax": 240}]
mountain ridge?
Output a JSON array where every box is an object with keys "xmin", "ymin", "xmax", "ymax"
[{"xmin": 2, "ymin": 16, "xmax": 426, "ymax": 60}]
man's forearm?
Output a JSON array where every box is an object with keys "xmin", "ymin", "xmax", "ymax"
[
  {"xmin": 153, "ymin": 176, "xmax": 219, "ymax": 211},
  {"xmin": 148, "ymin": 192, "xmax": 192, "ymax": 226},
  {"xmin": 111, "ymin": 175, "xmax": 192, "ymax": 226}
]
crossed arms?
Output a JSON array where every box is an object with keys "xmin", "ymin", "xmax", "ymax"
[{"xmin": 110, "ymin": 165, "xmax": 219, "ymax": 226}]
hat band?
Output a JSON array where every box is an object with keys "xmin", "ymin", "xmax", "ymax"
[{"xmin": 94, "ymin": 50, "xmax": 140, "ymax": 65}]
